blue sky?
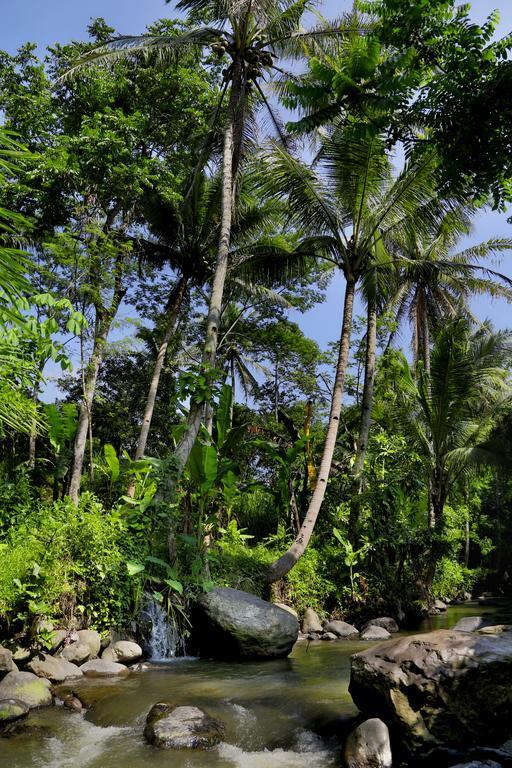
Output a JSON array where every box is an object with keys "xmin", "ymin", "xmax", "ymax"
[{"xmin": 2, "ymin": 0, "xmax": 511, "ymax": 387}]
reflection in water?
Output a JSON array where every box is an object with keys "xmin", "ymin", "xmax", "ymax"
[{"xmin": 2, "ymin": 602, "xmax": 509, "ymax": 768}]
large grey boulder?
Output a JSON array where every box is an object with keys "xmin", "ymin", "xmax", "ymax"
[
  {"xmin": 0, "ymin": 698, "xmax": 29, "ymax": 724},
  {"xmin": 349, "ymin": 629, "xmax": 512, "ymax": 758},
  {"xmin": 452, "ymin": 616, "xmax": 490, "ymax": 633},
  {"xmin": 343, "ymin": 718, "xmax": 392, "ymax": 768},
  {"xmin": 360, "ymin": 626, "xmax": 391, "ymax": 641},
  {"xmin": 80, "ymin": 659, "xmax": 130, "ymax": 678},
  {"xmin": 324, "ymin": 620, "xmax": 359, "ymax": 639},
  {"xmin": 192, "ymin": 587, "xmax": 299, "ymax": 658},
  {"xmin": 144, "ymin": 702, "xmax": 224, "ymax": 749},
  {"xmin": 28, "ymin": 653, "xmax": 83, "ymax": 683},
  {"xmin": 302, "ymin": 608, "xmax": 323, "ymax": 634},
  {"xmin": 361, "ymin": 617, "xmax": 399, "ymax": 634},
  {"xmin": 101, "ymin": 640, "xmax": 142, "ymax": 664},
  {"xmin": 0, "ymin": 671, "xmax": 52, "ymax": 709},
  {"xmin": 0, "ymin": 646, "xmax": 17, "ymax": 677}
]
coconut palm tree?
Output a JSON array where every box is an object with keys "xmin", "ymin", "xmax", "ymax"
[
  {"xmin": 128, "ymin": 169, "xmax": 307, "ymax": 495},
  {"xmin": 64, "ymin": 0, "xmax": 347, "ymax": 481},
  {"xmin": 347, "ymin": 211, "xmax": 512, "ymax": 544},
  {"xmin": 393, "ymin": 320, "xmax": 512, "ymax": 590},
  {"xmin": 386, "ymin": 211, "xmax": 512, "ymax": 374},
  {"xmin": 259, "ymin": 124, "xmax": 452, "ymax": 582}
]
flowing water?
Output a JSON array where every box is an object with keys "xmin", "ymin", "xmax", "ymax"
[
  {"xmin": 1, "ymin": 602, "xmax": 510, "ymax": 768},
  {"xmin": 144, "ymin": 597, "xmax": 186, "ymax": 661}
]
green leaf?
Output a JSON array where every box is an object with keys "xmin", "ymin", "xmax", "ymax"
[
  {"xmin": 126, "ymin": 561, "xmax": 145, "ymax": 576},
  {"xmin": 104, "ymin": 443, "xmax": 120, "ymax": 482}
]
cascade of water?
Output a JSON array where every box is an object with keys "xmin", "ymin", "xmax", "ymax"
[{"xmin": 144, "ymin": 596, "xmax": 186, "ymax": 660}]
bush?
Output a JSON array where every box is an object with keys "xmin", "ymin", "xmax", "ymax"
[
  {"xmin": 0, "ymin": 493, "xmax": 132, "ymax": 634},
  {"xmin": 433, "ymin": 556, "xmax": 478, "ymax": 599}
]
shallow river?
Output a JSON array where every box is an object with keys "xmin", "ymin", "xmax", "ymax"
[{"xmin": 2, "ymin": 603, "xmax": 509, "ymax": 768}]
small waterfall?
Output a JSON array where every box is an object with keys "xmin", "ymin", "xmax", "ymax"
[{"xmin": 144, "ymin": 596, "xmax": 186, "ymax": 660}]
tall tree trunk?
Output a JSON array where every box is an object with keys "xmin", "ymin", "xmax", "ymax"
[
  {"xmin": 348, "ymin": 300, "xmax": 378, "ymax": 545},
  {"xmin": 173, "ymin": 64, "xmax": 242, "ymax": 477},
  {"xmin": 68, "ymin": 317, "xmax": 110, "ymax": 504},
  {"xmin": 126, "ymin": 276, "xmax": 188, "ymax": 497},
  {"xmin": 266, "ymin": 277, "xmax": 356, "ymax": 583}
]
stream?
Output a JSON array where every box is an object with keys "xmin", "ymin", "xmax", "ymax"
[{"xmin": 2, "ymin": 603, "xmax": 510, "ymax": 768}]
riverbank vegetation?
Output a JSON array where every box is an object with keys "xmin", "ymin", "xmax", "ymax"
[{"xmin": 1, "ymin": 0, "xmax": 512, "ymax": 646}]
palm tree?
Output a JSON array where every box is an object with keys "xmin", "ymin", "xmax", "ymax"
[
  {"xmin": 131, "ymin": 170, "xmax": 304, "ymax": 472},
  {"xmin": 386, "ymin": 210, "xmax": 512, "ymax": 373},
  {"xmin": 347, "ymin": 211, "xmax": 512, "ymax": 544},
  {"xmin": 64, "ymin": 0, "xmax": 347, "ymax": 481},
  {"xmin": 393, "ymin": 320, "xmax": 512, "ymax": 591},
  {"xmin": 260, "ymin": 125, "xmax": 451, "ymax": 582}
]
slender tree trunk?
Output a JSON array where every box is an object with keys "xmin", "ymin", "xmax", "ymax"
[
  {"xmin": 173, "ymin": 64, "xmax": 242, "ymax": 477},
  {"xmin": 267, "ymin": 277, "xmax": 357, "ymax": 582},
  {"xmin": 348, "ymin": 300, "xmax": 378, "ymax": 544},
  {"xmin": 126, "ymin": 276, "xmax": 188, "ymax": 497},
  {"xmin": 68, "ymin": 318, "xmax": 110, "ymax": 505}
]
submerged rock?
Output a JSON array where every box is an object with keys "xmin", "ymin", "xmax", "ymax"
[
  {"xmin": 0, "ymin": 698, "xmax": 29, "ymax": 724},
  {"xmin": 361, "ymin": 618, "xmax": 399, "ymax": 634},
  {"xmin": 0, "ymin": 671, "xmax": 52, "ymax": 709},
  {"xmin": 324, "ymin": 621, "xmax": 359, "ymax": 639},
  {"xmin": 101, "ymin": 640, "xmax": 142, "ymax": 664},
  {"xmin": 80, "ymin": 659, "xmax": 130, "ymax": 678},
  {"xmin": 349, "ymin": 629, "xmax": 512, "ymax": 757},
  {"xmin": 63, "ymin": 694, "xmax": 83, "ymax": 713},
  {"xmin": 360, "ymin": 626, "xmax": 391, "ymax": 641},
  {"xmin": 28, "ymin": 653, "xmax": 83, "ymax": 683},
  {"xmin": 452, "ymin": 616, "xmax": 491, "ymax": 633},
  {"xmin": 192, "ymin": 587, "xmax": 298, "ymax": 658},
  {"xmin": 302, "ymin": 608, "xmax": 323, "ymax": 634},
  {"xmin": 144, "ymin": 702, "xmax": 224, "ymax": 749},
  {"xmin": 343, "ymin": 718, "xmax": 392, "ymax": 768}
]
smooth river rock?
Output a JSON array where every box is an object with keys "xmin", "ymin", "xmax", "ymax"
[
  {"xmin": 0, "ymin": 671, "xmax": 52, "ymax": 709},
  {"xmin": 0, "ymin": 646, "xmax": 16, "ymax": 677},
  {"xmin": 452, "ymin": 616, "xmax": 490, "ymax": 633},
  {"xmin": 0, "ymin": 698, "xmax": 29, "ymax": 724},
  {"xmin": 302, "ymin": 608, "xmax": 323, "ymax": 634},
  {"xmin": 60, "ymin": 640, "xmax": 91, "ymax": 665},
  {"xmin": 324, "ymin": 620, "xmax": 359, "ymax": 639},
  {"xmin": 349, "ymin": 629, "xmax": 512, "ymax": 757},
  {"xmin": 101, "ymin": 640, "xmax": 142, "ymax": 664},
  {"xmin": 28, "ymin": 653, "xmax": 83, "ymax": 682},
  {"xmin": 80, "ymin": 659, "xmax": 130, "ymax": 678},
  {"xmin": 144, "ymin": 702, "xmax": 224, "ymax": 749},
  {"xmin": 361, "ymin": 617, "xmax": 399, "ymax": 634},
  {"xmin": 192, "ymin": 587, "xmax": 299, "ymax": 658},
  {"xmin": 360, "ymin": 626, "xmax": 391, "ymax": 641},
  {"xmin": 343, "ymin": 718, "xmax": 392, "ymax": 768}
]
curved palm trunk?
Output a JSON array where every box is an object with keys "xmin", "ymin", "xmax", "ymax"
[
  {"xmin": 68, "ymin": 317, "xmax": 110, "ymax": 504},
  {"xmin": 173, "ymin": 64, "xmax": 242, "ymax": 477},
  {"xmin": 348, "ymin": 300, "xmax": 377, "ymax": 545},
  {"xmin": 126, "ymin": 275, "xmax": 188, "ymax": 497},
  {"xmin": 266, "ymin": 277, "xmax": 356, "ymax": 583}
]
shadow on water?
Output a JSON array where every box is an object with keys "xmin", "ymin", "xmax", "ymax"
[{"xmin": 2, "ymin": 602, "xmax": 511, "ymax": 768}]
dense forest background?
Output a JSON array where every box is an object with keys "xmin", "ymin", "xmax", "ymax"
[{"xmin": 1, "ymin": 0, "xmax": 512, "ymax": 647}]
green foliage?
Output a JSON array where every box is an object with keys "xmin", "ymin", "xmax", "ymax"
[{"xmin": 0, "ymin": 494, "xmax": 131, "ymax": 632}]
